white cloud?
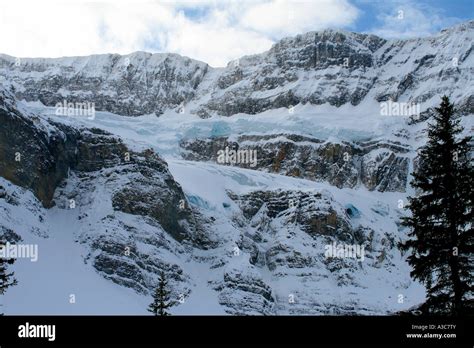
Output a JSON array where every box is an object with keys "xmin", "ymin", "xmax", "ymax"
[
  {"xmin": 163, "ymin": 15, "xmax": 274, "ymax": 67},
  {"xmin": 240, "ymin": 0, "xmax": 359, "ymax": 37},
  {"xmin": 0, "ymin": 0, "xmax": 360, "ymax": 67},
  {"xmin": 369, "ymin": 1, "xmax": 461, "ymax": 39}
]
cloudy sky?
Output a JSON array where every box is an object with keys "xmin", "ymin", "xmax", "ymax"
[{"xmin": 0, "ymin": 0, "xmax": 472, "ymax": 66}]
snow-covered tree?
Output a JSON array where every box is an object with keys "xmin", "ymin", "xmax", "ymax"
[{"xmin": 148, "ymin": 271, "xmax": 175, "ymax": 316}]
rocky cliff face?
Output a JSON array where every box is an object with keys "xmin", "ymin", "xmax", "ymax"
[
  {"xmin": 195, "ymin": 21, "xmax": 473, "ymax": 117},
  {"xmin": 180, "ymin": 134, "xmax": 410, "ymax": 192},
  {"xmin": 195, "ymin": 29, "xmax": 385, "ymax": 117},
  {"xmin": 0, "ymin": 88, "xmax": 71, "ymax": 207},
  {"xmin": 0, "ymin": 87, "xmax": 204, "ymax": 296},
  {"xmin": 204, "ymin": 187, "xmax": 406, "ymax": 315},
  {"xmin": 0, "ymin": 52, "xmax": 208, "ymax": 116}
]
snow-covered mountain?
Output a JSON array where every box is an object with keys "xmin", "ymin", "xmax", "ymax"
[
  {"xmin": 0, "ymin": 21, "xmax": 472, "ymax": 315},
  {"xmin": 1, "ymin": 21, "xmax": 472, "ymax": 117},
  {"xmin": 0, "ymin": 52, "xmax": 208, "ymax": 116}
]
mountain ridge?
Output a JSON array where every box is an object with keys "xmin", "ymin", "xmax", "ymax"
[
  {"xmin": 2, "ymin": 20, "xmax": 472, "ymax": 64},
  {"xmin": 0, "ymin": 20, "xmax": 472, "ymax": 117}
]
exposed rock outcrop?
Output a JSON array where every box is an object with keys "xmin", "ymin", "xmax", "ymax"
[{"xmin": 181, "ymin": 134, "xmax": 410, "ymax": 192}]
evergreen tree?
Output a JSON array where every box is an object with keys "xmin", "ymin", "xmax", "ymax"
[
  {"xmin": 0, "ymin": 241, "xmax": 17, "ymax": 314},
  {"xmin": 0, "ymin": 257, "xmax": 16, "ymax": 295},
  {"xmin": 148, "ymin": 271, "xmax": 175, "ymax": 316},
  {"xmin": 400, "ymin": 96, "xmax": 473, "ymax": 315}
]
